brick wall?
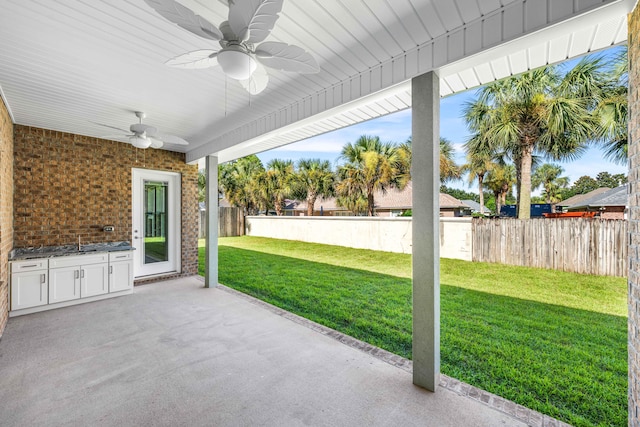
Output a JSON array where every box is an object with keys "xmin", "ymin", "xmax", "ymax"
[
  {"xmin": 13, "ymin": 126, "xmax": 199, "ymax": 278},
  {"xmin": 0, "ymin": 97, "xmax": 14, "ymax": 337},
  {"xmin": 629, "ymin": 5, "xmax": 640, "ymax": 426}
]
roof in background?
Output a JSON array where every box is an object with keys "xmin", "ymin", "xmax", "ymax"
[
  {"xmin": 461, "ymin": 199, "xmax": 492, "ymax": 214},
  {"xmin": 439, "ymin": 193, "xmax": 469, "ymax": 209},
  {"xmin": 287, "ymin": 182, "xmax": 467, "ymax": 211},
  {"xmin": 568, "ymin": 184, "xmax": 628, "ymax": 209},
  {"xmin": 557, "ymin": 187, "xmax": 611, "ymax": 207}
]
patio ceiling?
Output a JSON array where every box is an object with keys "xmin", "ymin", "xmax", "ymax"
[{"xmin": 0, "ymin": 0, "xmax": 634, "ymax": 162}]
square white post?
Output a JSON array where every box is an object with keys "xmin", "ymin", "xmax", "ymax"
[
  {"xmin": 205, "ymin": 155, "xmax": 219, "ymax": 288},
  {"xmin": 411, "ymin": 71, "xmax": 440, "ymax": 391}
]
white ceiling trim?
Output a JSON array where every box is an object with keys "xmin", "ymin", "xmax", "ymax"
[
  {"xmin": 208, "ymin": 82, "xmax": 411, "ymax": 163},
  {"xmin": 187, "ymin": 0, "xmax": 631, "ymax": 163}
]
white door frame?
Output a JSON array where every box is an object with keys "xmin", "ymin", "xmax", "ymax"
[{"xmin": 132, "ymin": 168, "xmax": 181, "ymax": 278}]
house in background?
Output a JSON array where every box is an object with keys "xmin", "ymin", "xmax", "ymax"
[
  {"xmin": 555, "ymin": 187, "xmax": 612, "ymax": 212},
  {"xmin": 283, "ymin": 182, "xmax": 470, "ymax": 217},
  {"xmin": 566, "ymin": 185, "xmax": 628, "ymax": 219},
  {"xmin": 461, "ymin": 200, "xmax": 492, "ymax": 216}
]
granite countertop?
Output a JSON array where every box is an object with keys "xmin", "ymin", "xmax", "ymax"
[{"xmin": 9, "ymin": 241, "xmax": 134, "ymax": 261}]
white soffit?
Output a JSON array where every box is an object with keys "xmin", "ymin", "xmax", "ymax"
[
  {"xmin": 0, "ymin": 0, "xmax": 632, "ymax": 161},
  {"xmin": 190, "ymin": 0, "xmax": 634, "ymax": 163}
]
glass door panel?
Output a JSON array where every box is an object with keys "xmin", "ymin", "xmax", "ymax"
[{"xmin": 144, "ymin": 180, "xmax": 168, "ymax": 264}]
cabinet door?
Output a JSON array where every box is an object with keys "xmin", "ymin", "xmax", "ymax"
[
  {"xmin": 81, "ymin": 263, "xmax": 109, "ymax": 298},
  {"xmin": 49, "ymin": 266, "xmax": 80, "ymax": 303},
  {"xmin": 11, "ymin": 271, "xmax": 48, "ymax": 310},
  {"xmin": 109, "ymin": 260, "xmax": 133, "ymax": 293}
]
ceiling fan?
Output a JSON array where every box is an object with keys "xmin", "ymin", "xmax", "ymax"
[
  {"xmin": 144, "ymin": 0, "xmax": 320, "ymax": 94},
  {"xmin": 98, "ymin": 112, "xmax": 189, "ymax": 149}
]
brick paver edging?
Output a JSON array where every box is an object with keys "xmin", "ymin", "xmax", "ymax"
[{"xmin": 196, "ymin": 277, "xmax": 571, "ymax": 427}]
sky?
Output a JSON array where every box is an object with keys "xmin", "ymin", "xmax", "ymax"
[{"xmin": 252, "ymin": 46, "xmax": 628, "ymax": 195}]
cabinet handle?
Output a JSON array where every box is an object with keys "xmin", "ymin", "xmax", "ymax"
[
  {"xmin": 40, "ymin": 273, "xmax": 45, "ymax": 284},
  {"xmin": 109, "ymin": 266, "xmax": 113, "ymax": 274},
  {"xmin": 22, "ymin": 264, "xmax": 38, "ymax": 268},
  {"xmin": 75, "ymin": 270, "xmax": 79, "ymax": 279},
  {"xmin": 80, "ymin": 269, "xmax": 85, "ymax": 279},
  {"xmin": 115, "ymin": 255, "xmax": 126, "ymax": 259}
]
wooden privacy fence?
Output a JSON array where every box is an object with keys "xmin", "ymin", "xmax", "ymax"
[
  {"xmin": 472, "ymin": 218, "xmax": 627, "ymax": 277},
  {"xmin": 199, "ymin": 207, "xmax": 245, "ymax": 238}
]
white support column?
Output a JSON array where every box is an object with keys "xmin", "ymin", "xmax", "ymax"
[
  {"xmin": 205, "ymin": 155, "xmax": 219, "ymax": 288},
  {"xmin": 411, "ymin": 71, "xmax": 440, "ymax": 391}
]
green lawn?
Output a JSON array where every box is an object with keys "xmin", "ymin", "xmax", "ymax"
[{"xmin": 199, "ymin": 236, "xmax": 627, "ymax": 427}]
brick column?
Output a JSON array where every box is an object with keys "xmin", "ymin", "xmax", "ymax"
[{"xmin": 629, "ymin": 5, "xmax": 640, "ymax": 426}]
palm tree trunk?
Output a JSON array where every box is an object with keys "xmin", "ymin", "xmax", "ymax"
[
  {"xmin": 478, "ymin": 174, "xmax": 485, "ymax": 215},
  {"xmin": 275, "ymin": 196, "xmax": 283, "ymax": 216},
  {"xmin": 518, "ymin": 145, "xmax": 534, "ymax": 219},
  {"xmin": 494, "ymin": 190, "xmax": 502, "ymax": 215},
  {"xmin": 307, "ymin": 194, "xmax": 317, "ymax": 216},
  {"xmin": 367, "ymin": 191, "xmax": 375, "ymax": 216},
  {"xmin": 514, "ymin": 153, "xmax": 522, "ymax": 215}
]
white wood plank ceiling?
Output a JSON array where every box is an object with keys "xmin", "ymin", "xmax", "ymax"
[{"xmin": 0, "ymin": 0, "xmax": 634, "ymax": 162}]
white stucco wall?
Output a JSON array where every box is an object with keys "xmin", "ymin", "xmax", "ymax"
[{"xmin": 245, "ymin": 216, "xmax": 472, "ymax": 261}]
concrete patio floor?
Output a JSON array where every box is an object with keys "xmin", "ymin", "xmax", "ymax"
[{"xmin": 0, "ymin": 276, "xmax": 551, "ymax": 426}]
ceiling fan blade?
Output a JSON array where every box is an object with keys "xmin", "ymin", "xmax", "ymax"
[
  {"xmin": 101, "ymin": 134, "xmax": 133, "ymax": 140},
  {"xmin": 228, "ymin": 0, "xmax": 283, "ymax": 43},
  {"xmin": 156, "ymin": 132, "xmax": 189, "ymax": 146},
  {"xmin": 218, "ymin": 21, "xmax": 236, "ymax": 41},
  {"xmin": 92, "ymin": 122, "xmax": 130, "ymax": 133},
  {"xmin": 165, "ymin": 50, "xmax": 219, "ymax": 69},
  {"xmin": 131, "ymin": 123, "xmax": 158, "ymax": 135},
  {"xmin": 149, "ymin": 137, "xmax": 164, "ymax": 149},
  {"xmin": 238, "ymin": 62, "xmax": 269, "ymax": 95},
  {"xmin": 144, "ymin": 0, "xmax": 223, "ymax": 41},
  {"xmin": 255, "ymin": 42, "xmax": 319, "ymax": 74}
]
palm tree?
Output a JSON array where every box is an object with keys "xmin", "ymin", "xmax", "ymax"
[
  {"xmin": 265, "ymin": 159, "xmax": 295, "ymax": 216},
  {"xmin": 218, "ymin": 155, "xmax": 265, "ymax": 215},
  {"xmin": 464, "ymin": 56, "xmax": 606, "ymax": 218},
  {"xmin": 595, "ymin": 46, "xmax": 628, "ymax": 164},
  {"xmin": 294, "ymin": 159, "xmax": 335, "ymax": 216},
  {"xmin": 462, "ymin": 135, "xmax": 495, "ymax": 215},
  {"xmin": 336, "ymin": 135, "xmax": 404, "ymax": 216},
  {"xmin": 485, "ymin": 164, "xmax": 516, "ymax": 214},
  {"xmin": 439, "ymin": 137, "xmax": 461, "ymax": 183},
  {"xmin": 532, "ymin": 163, "xmax": 569, "ymax": 204},
  {"xmin": 399, "ymin": 136, "xmax": 461, "ymax": 184}
]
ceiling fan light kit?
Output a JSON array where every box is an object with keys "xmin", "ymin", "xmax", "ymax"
[
  {"xmin": 144, "ymin": 0, "xmax": 320, "ymax": 94},
  {"xmin": 130, "ymin": 134, "xmax": 152, "ymax": 149},
  {"xmin": 217, "ymin": 45, "xmax": 257, "ymax": 80}
]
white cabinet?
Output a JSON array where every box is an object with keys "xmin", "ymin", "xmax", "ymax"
[
  {"xmin": 11, "ymin": 260, "xmax": 48, "ymax": 310},
  {"xmin": 109, "ymin": 252, "xmax": 133, "ymax": 293},
  {"xmin": 49, "ymin": 266, "xmax": 80, "ymax": 303},
  {"xmin": 82, "ymin": 263, "xmax": 109, "ymax": 297},
  {"xmin": 10, "ymin": 250, "xmax": 133, "ymax": 316},
  {"xmin": 49, "ymin": 253, "xmax": 109, "ymax": 302}
]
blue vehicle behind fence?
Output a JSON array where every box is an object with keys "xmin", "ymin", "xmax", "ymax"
[{"xmin": 500, "ymin": 204, "xmax": 552, "ymax": 218}]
